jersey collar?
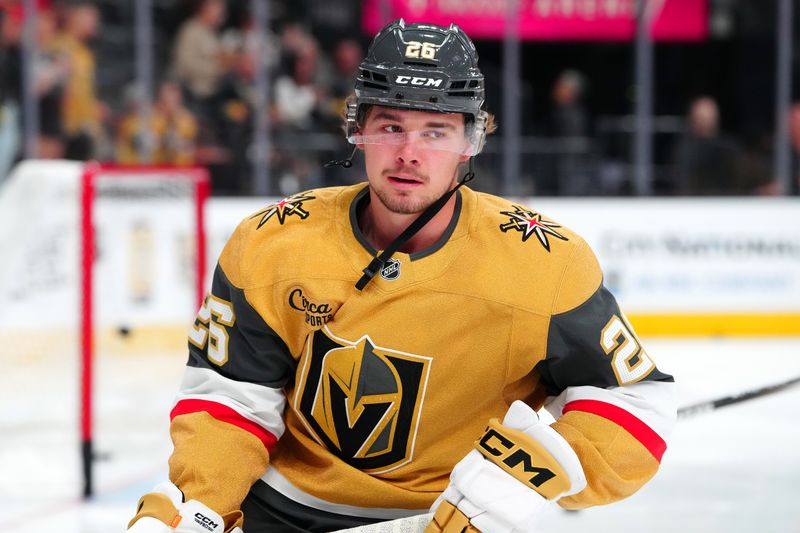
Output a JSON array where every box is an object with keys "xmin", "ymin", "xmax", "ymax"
[{"xmin": 348, "ymin": 185, "xmax": 463, "ymax": 261}]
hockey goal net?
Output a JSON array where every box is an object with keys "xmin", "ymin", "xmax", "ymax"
[{"xmin": 0, "ymin": 160, "xmax": 209, "ymax": 501}]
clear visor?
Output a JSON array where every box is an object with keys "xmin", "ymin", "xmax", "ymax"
[{"xmin": 347, "ymin": 111, "xmax": 488, "ymax": 157}]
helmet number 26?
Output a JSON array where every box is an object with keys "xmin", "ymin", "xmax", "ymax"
[{"xmin": 405, "ymin": 41, "xmax": 437, "ymax": 60}]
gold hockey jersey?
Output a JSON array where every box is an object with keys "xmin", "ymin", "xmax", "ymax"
[{"xmin": 168, "ymin": 183, "xmax": 676, "ymax": 529}]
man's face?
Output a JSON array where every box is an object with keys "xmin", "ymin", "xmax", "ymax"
[
  {"xmin": 359, "ymin": 107, "xmax": 469, "ymax": 215},
  {"xmin": 72, "ymin": 5, "xmax": 100, "ymax": 39}
]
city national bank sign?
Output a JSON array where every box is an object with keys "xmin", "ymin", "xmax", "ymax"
[{"xmin": 363, "ymin": 0, "xmax": 707, "ymax": 42}]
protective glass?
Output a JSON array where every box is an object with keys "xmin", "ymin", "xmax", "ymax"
[{"xmin": 347, "ymin": 111, "xmax": 488, "ymax": 157}]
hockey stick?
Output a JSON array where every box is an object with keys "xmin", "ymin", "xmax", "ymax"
[
  {"xmin": 676, "ymin": 374, "xmax": 800, "ymax": 419},
  {"xmin": 335, "ymin": 375, "xmax": 800, "ymax": 532}
]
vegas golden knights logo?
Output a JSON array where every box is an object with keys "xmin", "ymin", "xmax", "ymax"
[
  {"xmin": 499, "ymin": 205, "xmax": 568, "ymax": 251},
  {"xmin": 295, "ymin": 327, "xmax": 431, "ymax": 474},
  {"xmin": 251, "ymin": 192, "xmax": 316, "ymax": 228}
]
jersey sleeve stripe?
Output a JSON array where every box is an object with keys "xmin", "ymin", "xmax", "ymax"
[
  {"xmin": 176, "ymin": 365, "xmax": 287, "ymax": 439},
  {"xmin": 544, "ymin": 381, "xmax": 676, "ymax": 440},
  {"xmin": 562, "ymin": 399, "xmax": 667, "ymax": 462},
  {"xmin": 171, "ymin": 398, "xmax": 279, "ymax": 450}
]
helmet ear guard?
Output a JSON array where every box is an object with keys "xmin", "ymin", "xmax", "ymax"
[
  {"xmin": 465, "ymin": 110, "xmax": 489, "ymax": 156},
  {"xmin": 344, "ymin": 99, "xmax": 359, "ymax": 143}
]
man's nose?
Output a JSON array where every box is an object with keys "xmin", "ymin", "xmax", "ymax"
[{"xmin": 396, "ymin": 134, "xmax": 421, "ymax": 166}]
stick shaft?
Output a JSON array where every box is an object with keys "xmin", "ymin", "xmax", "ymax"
[{"xmin": 677, "ymin": 376, "xmax": 800, "ymax": 419}]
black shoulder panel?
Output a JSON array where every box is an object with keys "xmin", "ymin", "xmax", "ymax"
[
  {"xmin": 536, "ymin": 284, "xmax": 674, "ymax": 397},
  {"xmin": 187, "ymin": 264, "xmax": 296, "ymax": 388}
]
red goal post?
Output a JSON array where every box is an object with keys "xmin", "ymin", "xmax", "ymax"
[{"xmin": 79, "ymin": 163, "xmax": 210, "ymax": 497}]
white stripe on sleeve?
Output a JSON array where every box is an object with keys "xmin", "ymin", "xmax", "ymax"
[{"xmin": 174, "ymin": 365, "xmax": 287, "ymax": 440}]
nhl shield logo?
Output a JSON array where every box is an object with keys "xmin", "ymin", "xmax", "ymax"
[
  {"xmin": 294, "ymin": 326, "xmax": 431, "ymax": 473},
  {"xmin": 379, "ymin": 258, "xmax": 401, "ymax": 281}
]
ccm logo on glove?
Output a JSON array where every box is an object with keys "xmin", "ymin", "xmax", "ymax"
[
  {"xmin": 477, "ymin": 428, "xmax": 555, "ymax": 487},
  {"xmin": 194, "ymin": 512, "xmax": 219, "ymax": 531},
  {"xmin": 475, "ymin": 419, "xmax": 572, "ymax": 499}
]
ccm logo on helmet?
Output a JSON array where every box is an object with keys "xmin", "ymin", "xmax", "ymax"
[
  {"xmin": 478, "ymin": 428, "xmax": 556, "ymax": 489},
  {"xmin": 395, "ymin": 75, "xmax": 443, "ymax": 87}
]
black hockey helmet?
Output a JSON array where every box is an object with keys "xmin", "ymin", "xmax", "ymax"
[{"xmin": 345, "ymin": 19, "xmax": 488, "ymax": 155}]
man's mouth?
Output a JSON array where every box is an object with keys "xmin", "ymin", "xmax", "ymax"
[{"xmin": 387, "ymin": 173, "xmax": 424, "ymax": 186}]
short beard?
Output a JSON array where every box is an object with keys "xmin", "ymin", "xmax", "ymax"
[{"xmin": 373, "ymin": 186, "xmax": 440, "ymax": 214}]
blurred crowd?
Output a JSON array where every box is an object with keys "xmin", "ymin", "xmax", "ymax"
[
  {"xmin": 0, "ymin": 0, "xmax": 365, "ymax": 195},
  {"xmin": 0, "ymin": 0, "xmax": 797, "ymax": 196}
]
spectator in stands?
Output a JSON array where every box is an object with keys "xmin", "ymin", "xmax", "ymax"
[
  {"xmin": 33, "ymin": 7, "xmax": 68, "ymax": 159},
  {"xmin": 548, "ymin": 69, "xmax": 592, "ymax": 195},
  {"xmin": 550, "ymin": 69, "xmax": 588, "ymax": 138},
  {"xmin": 172, "ymin": 0, "xmax": 259, "ymax": 194},
  {"xmin": 320, "ymin": 38, "xmax": 362, "ymax": 131},
  {"xmin": 55, "ymin": 1, "xmax": 105, "ymax": 160},
  {"xmin": 116, "ymin": 80, "xmax": 199, "ymax": 166},
  {"xmin": 272, "ymin": 38, "xmax": 327, "ymax": 194},
  {"xmin": 212, "ymin": 13, "xmax": 268, "ymax": 195},
  {"xmin": 171, "ymin": 0, "xmax": 228, "ymax": 107},
  {"xmin": 672, "ymin": 96, "xmax": 738, "ymax": 195},
  {"xmin": 220, "ymin": 9, "xmax": 279, "ymax": 90},
  {"xmin": 0, "ymin": 1, "xmax": 67, "ymax": 170},
  {"xmin": 278, "ymin": 21, "xmax": 315, "ymax": 65},
  {"xmin": 273, "ymin": 37, "xmax": 322, "ymax": 131}
]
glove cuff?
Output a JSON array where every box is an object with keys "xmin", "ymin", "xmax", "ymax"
[
  {"xmin": 425, "ymin": 501, "xmax": 481, "ymax": 533},
  {"xmin": 128, "ymin": 492, "xmax": 181, "ymax": 529},
  {"xmin": 127, "ymin": 481, "xmax": 242, "ymax": 533}
]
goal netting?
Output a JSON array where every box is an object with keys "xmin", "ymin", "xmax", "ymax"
[{"xmin": 0, "ymin": 160, "xmax": 209, "ymax": 502}]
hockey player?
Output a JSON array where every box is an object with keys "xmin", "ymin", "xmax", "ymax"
[{"xmin": 127, "ymin": 19, "xmax": 676, "ymax": 533}]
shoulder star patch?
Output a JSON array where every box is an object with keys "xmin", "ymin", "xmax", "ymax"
[
  {"xmin": 499, "ymin": 205, "xmax": 568, "ymax": 251},
  {"xmin": 251, "ymin": 192, "xmax": 316, "ymax": 228}
]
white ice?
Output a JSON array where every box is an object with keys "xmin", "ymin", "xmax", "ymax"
[{"xmin": 1, "ymin": 338, "xmax": 799, "ymax": 532}]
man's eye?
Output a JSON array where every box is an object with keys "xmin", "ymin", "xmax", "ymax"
[
  {"xmin": 382, "ymin": 125, "xmax": 402, "ymax": 133},
  {"xmin": 422, "ymin": 130, "xmax": 446, "ymax": 139}
]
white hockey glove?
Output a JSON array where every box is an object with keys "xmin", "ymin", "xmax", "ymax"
[
  {"xmin": 127, "ymin": 481, "xmax": 243, "ymax": 533},
  {"xmin": 426, "ymin": 401, "xmax": 587, "ymax": 533}
]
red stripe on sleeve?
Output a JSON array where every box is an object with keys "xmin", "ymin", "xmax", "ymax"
[
  {"xmin": 562, "ymin": 399, "xmax": 667, "ymax": 462},
  {"xmin": 171, "ymin": 399, "xmax": 278, "ymax": 450}
]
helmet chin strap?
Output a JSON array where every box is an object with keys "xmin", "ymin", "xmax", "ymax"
[
  {"xmin": 355, "ymin": 158, "xmax": 475, "ymax": 291},
  {"xmin": 324, "ymin": 146, "xmax": 358, "ymax": 169}
]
